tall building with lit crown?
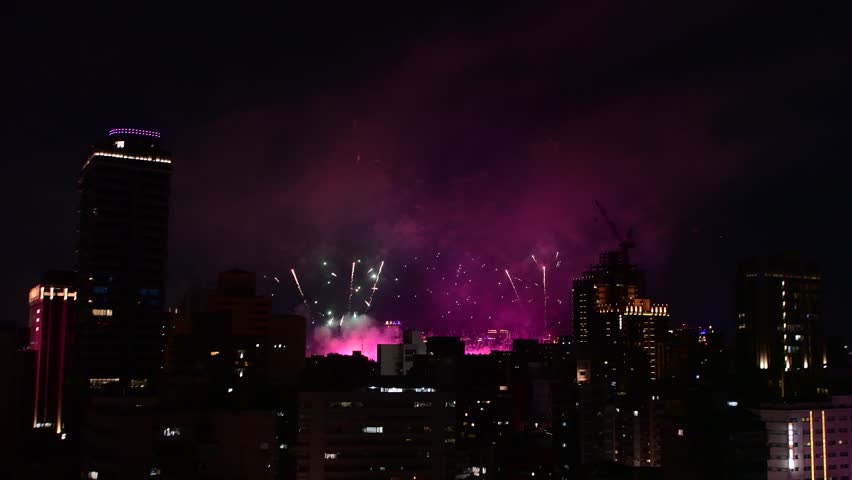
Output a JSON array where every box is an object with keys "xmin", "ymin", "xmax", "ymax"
[
  {"xmin": 573, "ymin": 249, "xmax": 669, "ymax": 383},
  {"xmin": 76, "ymin": 129, "xmax": 172, "ymax": 392},
  {"xmin": 28, "ymin": 271, "xmax": 77, "ymax": 434},
  {"xmin": 736, "ymin": 255, "xmax": 824, "ymax": 397}
]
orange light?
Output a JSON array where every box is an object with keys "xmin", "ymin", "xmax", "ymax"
[
  {"xmin": 810, "ymin": 410, "xmax": 815, "ymax": 480},
  {"xmin": 822, "ymin": 410, "xmax": 827, "ymax": 480}
]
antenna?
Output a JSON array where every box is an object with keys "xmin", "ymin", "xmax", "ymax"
[{"xmin": 594, "ymin": 200, "xmax": 635, "ymax": 263}]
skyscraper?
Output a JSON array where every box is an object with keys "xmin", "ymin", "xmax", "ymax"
[
  {"xmin": 76, "ymin": 128, "xmax": 172, "ymax": 393},
  {"xmin": 573, "ymin": 248, "xmax": 669, "ymax": 383},
  {"xmin": 736, "ymin": 255, "xmax": 824, "ymax": 396},
  {"xmin": 27, "ymin": 270, "xmax": 77, "ymax": 434}
]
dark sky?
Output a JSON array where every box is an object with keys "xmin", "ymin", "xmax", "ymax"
[{"xmin": 3, "ymin": 2, "xmax": 850, "ymax": 337}]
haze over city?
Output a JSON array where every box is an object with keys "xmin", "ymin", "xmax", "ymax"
[{"xmin": 1, "ymin": 2, "xmax": 850, "ymax": 480}]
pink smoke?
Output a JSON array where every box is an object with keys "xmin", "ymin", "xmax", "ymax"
[{"xmin": 310, "ymin": 314, "xmax": 397, "ymax": 361}]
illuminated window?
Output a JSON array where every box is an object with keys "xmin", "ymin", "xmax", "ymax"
[
  {"xmin": 130, "ymin": 379, "xmax": 147, "ymax": 389},
  {"xmin": 89, "ymin": 378, "xmax": 120, "ymax": 390},
  {"xmin": 92, "ymin": 308, "xmax": 113, "ymax": 317},
  {"xmin": 210, "ymin": 351, "xmax": 220, "ymax": 356},
  {"xmin": 162, "ymin": 427, "xmax": 181, "ymax": 437},
  {"xmin": 324, "ymin": 453, "xmax": 338, "ymax": 460},
  {"xmin": 115, "ymin": 140, "xmax": 125, "ymax": 149},
  {"xmin": 362, "ymin": 426, "xmax": 383, "ymax": 433},
  {"xmin": 414, "ymin": 401, "xmax": 432, "ymax": 408}
]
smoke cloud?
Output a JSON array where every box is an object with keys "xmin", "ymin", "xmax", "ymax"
[{"xmin": 310, "ymin": 314, "xmax": 398, "ymax": 361}]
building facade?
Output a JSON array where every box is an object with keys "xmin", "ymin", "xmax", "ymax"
[
  {"xmin": 755, "ymin": 395, "xmax": 852, "ymax": 480},
  {"xmin": 736, "ymin": 255, "xmax": 824, "ymax": 397},
  {"xmin": 27, "ymin": 271, "xmax": 77, "ymax": 434},
  {"xmin": 295, "ymin": 389, "xmax": 456, "ymax": 479},
  {"xmin": 76, "ymin": 129, "xmax": 172, "ymax": 392},
  {"xmin": 573, "ymin": 249, "xmax": 668, "ymax": 384}
]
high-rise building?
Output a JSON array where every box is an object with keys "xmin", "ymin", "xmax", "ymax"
[
  {"xmin": 27, "ymin": 271, "xmax": 77, "ymax": 434},
  {"xmin": 573, "ymin": 249, "xmax": 669, "ymax": 384},
  {"xmin": 76, "ymin": 128, "xmax": 172, "ymax": 392},
  {"xmin": 736, "ymin": 255, "xmax": 824, "ymax": 396}
]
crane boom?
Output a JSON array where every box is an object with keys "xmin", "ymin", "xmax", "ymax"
[
  {"xmin": 594, "ymin": 200, "xmax": 623, "ymax": 243},
  {"xmin": 594, "ymin": 200, "xmax": 635, "ymax": 261}
]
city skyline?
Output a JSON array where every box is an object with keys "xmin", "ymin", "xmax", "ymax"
[
  {"xmin": 2, "ymin": 4, "xmax": 851, "ymax": 478},
  {"xmin": 3, "ymin": 3, "xmax": 848, "ymax": 338}
]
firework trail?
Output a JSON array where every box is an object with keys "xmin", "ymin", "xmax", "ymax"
[
  {"xmin": 542, "ymin": 265, "xmax": 548, "ymax": 321},
  {"xmin": 347, "ymin": 261, "xmax": 356, "ymax": 315},
  {"xmin": 531, "ymin": 254, "xmax": 540, "ymax": 268},
  {"xmin": 273, "ymin": 276, "xmax": 280, "ymax": 284},
  {"xmin": 290, "ymin": 268, "xmax": 312, "ymax": 319},
  {"xmin": 365, "ymin": 260, "xmax": 385, "ymax": 311},
  {"xmin": 505, "ymin": 269, "xmax": 523, "ymax": 306}
]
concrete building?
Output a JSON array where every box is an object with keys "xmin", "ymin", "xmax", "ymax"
[
  {"xmin": 165, "ymin": 270, "xmax": 306, "ymax": 387},
  {"xmin": 573, "ymin": 249, "xmax": 669, "ymax": 384},
  {"xmin": 81, "ymin": 397, "xmax": 282, "ymax": 480},
  {"xmin": 27, "ymin": 271, "xmax": 77, "ymax": 435},
  {"xmin": 76, "ymin": 129, "xmax": 172, "ymax": 392},
  {"xmin": 755, "ymin": 395, "xmax": 852, "ymax": 480},
  {"xmin": 378, "ymin": 330, "xmax": 426, "ymax": 376},
  {"xmin": 295, "ymin": 388, "xmax": 456, "ymax": 479},
  {"xmin": 736, "ymin": 255, "xmax": 825, "ymax": 398}
]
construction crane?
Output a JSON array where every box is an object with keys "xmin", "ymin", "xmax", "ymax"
[{"xmin": 594, "ymin": 200, "xmax": 635, "ymax": 262}]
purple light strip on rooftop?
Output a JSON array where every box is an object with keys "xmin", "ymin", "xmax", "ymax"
[{"xmin": 108, "ymin": 128, "xmax": 161, "ymax": 138}]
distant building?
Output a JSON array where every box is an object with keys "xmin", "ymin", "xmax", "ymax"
[
  {"xmin": 754, "ymin": 395, "xmax": 852, "ymax": 480},
  {"xmin": 384, "ymin": 320, "xmax": 402, "ymax": 344},
  {"xmin": 27, "ymin": 270, "xmax": 77, "ymax": 434},
  {"xmin": 76, "ymin": 129, "xmax": 172, "ymax": 392},
  {"xmin": 573, "ymin": 249, "xmax": 669, "ymax": 384},
  {"xmin": 295, "ymin": 388, "xmax": 456, "ymax": 479},
  {"xmin": 165, "ymin": 270, "xmax": 306, "ymax": 387},
  {"xmin": 736, "ymin": 255, "xmax": 824, "ymax": 397},
  {"xmin": 378, "ymin": 329, "xmax": 426, "ymax": 376}
]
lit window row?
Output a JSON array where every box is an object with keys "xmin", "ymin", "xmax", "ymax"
[{"xmin": 83, "ymin": 151, "xmax": 172, "ymax": 170}]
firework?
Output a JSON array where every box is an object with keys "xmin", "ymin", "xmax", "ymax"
[
  {"xmin": 290, "ymin": 268, "xmax": 312, "ymax": 318},
  {"xmin": 505, "ymin": 269, "xmax": 523, "ymax": 306},
  {"xmin": 365, "ymin": 260, "xmax": 385, "ymax": 311},
  {"xmin": 542, "ymin": 265, "xmax": 548, "ymax": 322},
  {"xmin": 347, "ymin": 261, "xmax": 356, "ymax": 315},
  {"xmin": 273, "ymin": 276, "xmax": 280, "ymax": 284}
]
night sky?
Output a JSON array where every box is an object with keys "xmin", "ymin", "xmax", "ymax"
[{"xmin": 3, "ymin": 3, "xmax": 850, "ymax": 337}]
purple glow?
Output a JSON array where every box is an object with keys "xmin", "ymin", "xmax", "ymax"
[{"xmin": 108, "ymin": 128, "xmax": 161, "ymax": 138}]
